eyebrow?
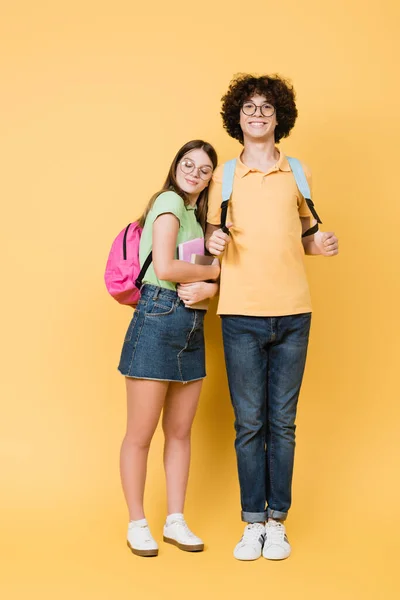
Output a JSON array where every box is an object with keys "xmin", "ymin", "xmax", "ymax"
[
  {"xmin": 184, "ymin": 158, "xmax": 213, "ymax": 168},
  {"xmin": 245, "ymin": 100, "xmax": 273, "ymax": 104}
]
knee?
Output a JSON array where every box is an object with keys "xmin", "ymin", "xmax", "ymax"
[
  {"xmin": 235, "ymin": 411, "xmax": 264, "ymax": 440},
  {"xmin": 162, "ymin": 420, "xmax": 191, "ymax": 442},
  {"xmin": 269, "ymin": 418, "xmax": 296, "ymax": 441},
  {"xmin": 122, "ymin": 431, "xmax": 153, "ymax": 451}
]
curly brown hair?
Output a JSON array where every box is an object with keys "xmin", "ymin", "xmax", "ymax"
[{"xmin": 221, "ymin": 73, "xmax": 298, "ymax": 144}]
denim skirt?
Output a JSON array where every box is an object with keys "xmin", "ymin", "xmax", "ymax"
[{"xmin": 118, "ymin": 284, "xmax": 206, "ymax": 383}]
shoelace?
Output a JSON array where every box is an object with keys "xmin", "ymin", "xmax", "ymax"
[
  {"xmin": 132, "ymin": 524, "xmax": 153, "ymax": 543},
  {"xmin": 266, "ymin": 522, "xmax": 285, "ymax": 544},
  {"xmin": 172, "ymin": 519, "xmax": 197, "ymax": 539},
  {"xmin": 240, "ymin": 524, "xmax": 265, "ymax": 546}
]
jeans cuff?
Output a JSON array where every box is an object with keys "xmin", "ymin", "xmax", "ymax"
[
  {"xmin": 241, "ymin": 511, "xmax": 267, "ymax": 523},
  {"xmin": 267, "ymin": 508, "xmax": 288, "ymax": 521}
]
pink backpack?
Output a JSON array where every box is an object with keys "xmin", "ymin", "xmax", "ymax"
[{"xmin": 104, "ymin": 222, "xmax": 152, "ymax": 306}]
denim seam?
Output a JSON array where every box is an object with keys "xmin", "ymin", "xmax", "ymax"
[
  {"xmin": 177, "ymin": 309, "xmax": 198, "ymax": 383},
  {"xmin": 124, "ymin": 310, "xmax": 140, "ymax": 343},
  {"xmin": 267, "ymin": 356, "xmax": 274, "ymax": 510},
  {"xmin": 145, "ymin": 303, "xmax": 176, "ymax": 318},
  {"xmin": 126, "ymin": 311, "xmax": 147, "ymax": 375},
  {"xmin": 241, "ymin": 510, "xmax": 268, "ymax": 523},
  {"xmin": 121, "ymin": 374, "xmax": 205, "ymax": 383}
]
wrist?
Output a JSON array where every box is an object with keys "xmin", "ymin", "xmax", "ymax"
[
  {"xmin": 305, "ymin": 240, "xmax": 322, "ymax": 255},
  {"xmin": 210, "ymin": 265, "xmax": 220, "ymax": 280},
  {"xmin": 209, "ymin": 282, "xmax": 218, "ymax": 298}
]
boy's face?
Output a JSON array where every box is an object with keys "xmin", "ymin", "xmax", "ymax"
[{"xmin": 239, "ymin": 94, "xmax": 277, "ymax": 142}]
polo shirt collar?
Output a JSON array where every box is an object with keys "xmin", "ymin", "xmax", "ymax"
[{"xmin": 236, "ymin": 148, "xmax": 291, "ymax": 177}]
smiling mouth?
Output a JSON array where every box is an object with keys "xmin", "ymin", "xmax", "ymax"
[
  {"xmin": 185, "ymin": 178, "xmax": 198, "ymax": 185},
  {"xmin": 249, "ymin": 121, "xmax": 267, "ymax": 127}
]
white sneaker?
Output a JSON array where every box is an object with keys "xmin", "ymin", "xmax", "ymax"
[
  {"xmin": 163, "ymin": 513, "xmax": 204, "ymax": 552},
  {"xmin": 262, "ymin": 520, "xmax": 291, "ymax": 560},
  {"xmin": 233, "ymin": 523, "xmax": 266, "ymax": 561},
  {"xmin": 127, "ymin": 518, "xmax": 159, "ymax": 557}
]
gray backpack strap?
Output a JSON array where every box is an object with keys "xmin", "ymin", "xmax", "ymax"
[
  {"xmin": 286, "ymin": 156, "xmax": 322, "ymax": 237},
  {"xmin": 220, "ymin": 159, "xmax": 237, "ymax": 234}
]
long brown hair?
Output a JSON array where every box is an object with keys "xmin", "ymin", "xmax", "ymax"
[{"xmin": 138, "ymin": 140, "xmax": 218, "ymax": 231}]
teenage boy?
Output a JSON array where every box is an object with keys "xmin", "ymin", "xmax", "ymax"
[{"xmin": 206, "ymin": 74, "xmax": 338, "ymax": 561}]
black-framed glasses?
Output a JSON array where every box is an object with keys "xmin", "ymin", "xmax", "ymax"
[
  {"xmin": 179, "ymin": 158, "xmax": 213, "ymax": 181},
  {"xmin": 241, "ymin": 101, "xmax": 275, "ymax": 118}
]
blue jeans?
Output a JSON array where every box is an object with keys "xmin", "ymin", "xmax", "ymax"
[{"xmin": 222, "ymin": 313, "xmax": 311, "ymax": 523}]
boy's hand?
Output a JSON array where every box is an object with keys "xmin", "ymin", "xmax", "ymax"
[
  {"xmin": 314, "ymin": 230, "xmax": 339, "ymax": 257},
  {"xmin": 208, "ymin": 223, "xmax": 233, "ymax": 256}
]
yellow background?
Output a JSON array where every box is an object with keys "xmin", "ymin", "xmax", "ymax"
[{"xmin": 1, "ymin": 1, "xmax": 399, "ymax": 598}]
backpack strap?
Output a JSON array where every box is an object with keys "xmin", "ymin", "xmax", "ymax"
[
  {"xmin": 135, "ymin": 251, "xmax": 153, "ymax": 289},
  {"xmin": 220, "ymin": 156, "xmax": 322, "ymax": 239},
  {"xmin": 121, "ymin": 223, "xmax": 152, "ymax": 290},
  {"xmin": 286, "ymin": 156, "xmax": 322, "ymax": 238},
  {"xmin": 220, "ymin": 159, "xmax": 237, "ymax": 234}
]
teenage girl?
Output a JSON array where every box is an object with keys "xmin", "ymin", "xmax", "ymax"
[{"xmin": 118, "ymin": 140, "xmax": 220, "ymax": 556}]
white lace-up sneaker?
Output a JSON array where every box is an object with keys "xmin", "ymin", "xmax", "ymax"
[
  {"xmin": 163, "ymin": 513, "xmax": 204, "ymax": 552},
  {"xmin": 233, "ymin": 523, "xmax": 266, "ymax": 561},
  {"xmin": 127, "ymin": 518, "xmax": 159, "ymax": 557},
  {"xmin": 262, "ymin": 520, "xmax": 291, "ymax": 560}
]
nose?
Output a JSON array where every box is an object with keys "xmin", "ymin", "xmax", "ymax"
[{"xmin": 253, "ymin": 105, "xmax": 263, "ymax": 117}]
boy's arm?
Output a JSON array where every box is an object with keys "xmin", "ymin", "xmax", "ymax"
[
  {"xmin": 298, "ymin": 164, "xmax": 338, "ymax": 257},
  {"xmin": 301, "ymin": 217, "xmax": 339, "ymax": 256}
]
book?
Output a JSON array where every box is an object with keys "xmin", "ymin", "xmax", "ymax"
[
  {"xmin": 190, "ymin": 254, "xmax": 215, "ymax": 266},
  {"xmin": 178, "ymin": 237, "xmax": 205, "ymax": 261},
  {"xmin": 186, "ymin": 254, "xmax": 216, "ymax": 310},
  {"xmin": 177, "ymin": 237, "xmax": 215, "ymax": 311}
]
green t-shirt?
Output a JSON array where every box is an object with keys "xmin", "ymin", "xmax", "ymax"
[{"xmin": 139, "ymin": 191, "xmax": 204, "ymax": 290}]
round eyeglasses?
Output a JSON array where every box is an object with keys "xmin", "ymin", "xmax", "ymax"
[
  {"xmin": 241, "ymin": 101, "xmax": 276, "ymax": 118},
  {"xmin": 179, "ymin": 158, "xmax": 213, "ymax": 181}
]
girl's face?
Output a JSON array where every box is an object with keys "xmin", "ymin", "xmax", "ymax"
[{"xmin": 176, "ymin": 148, "xmax": 213, "ymax": 199}]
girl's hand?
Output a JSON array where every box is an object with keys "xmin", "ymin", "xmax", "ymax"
[{"xmin": 177, "ymin": 282, "xmax": 218, "ymax": 306}]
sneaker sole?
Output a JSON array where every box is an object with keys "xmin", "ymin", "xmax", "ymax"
[
  {"xmin": 127, "ymin": 541, "xmax": 159, "ymax": 557},
  {"xmin": 262, "ymin": 550, "xmax": 291, "ymax": 561},
  {"xmin": 163, "ymin": 536, "xmax": 204, "ymax": 552},
  {"xmin": 234, "ymin": 554, "xmax": 261, "ymax": 561}
]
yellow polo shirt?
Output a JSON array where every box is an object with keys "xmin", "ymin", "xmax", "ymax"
[{"xmin": 207, "ymin": 150, "xmax": 313, "ymax": 317}]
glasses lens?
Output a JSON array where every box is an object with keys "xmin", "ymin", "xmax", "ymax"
[
  {"xmin": 261, "ymin": 103, "xmax": 275, "ymax": 117},
  {"xmin": 180, "ymin": 159, "xmax": 212, "ymax": 180},
  {"xmin": 180, "ymin": 159, "xmax": 194, "ymax": 174},
  {"xmin": 242, "ymin": 102, "xmax": 275, "ymax": 117},
  {"xmin": 242, "ymin": 102, "xmax": 256, "ymax": 116},
  {"xmin": 199, "ymin": 167, "xmax": 212, "ymax": 180}
]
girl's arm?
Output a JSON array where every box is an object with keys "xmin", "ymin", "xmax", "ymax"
[{"xmin": 152, "ymin": 213, "xmax": 220, "ymax": 283}]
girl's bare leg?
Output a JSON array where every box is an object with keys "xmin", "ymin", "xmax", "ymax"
[
  {"xmin": 120, "ymin": 378, "xmax": 168, "ymax": 521},
  {"xmin": 162, "ymin": 380, "xmax": 203, "ymax": 515}
]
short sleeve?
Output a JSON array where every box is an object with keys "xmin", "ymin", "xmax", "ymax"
[
  {"xmin": 298, "ymin": 163, "xmax": 313, "ymax": 218},
  {"xmin": 151, "ymin": 191, "xmax": 185, "ymax": 223},
  {"xmin": 207, "ymin": 165, "xmax": 224, "ymax": 225}
]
